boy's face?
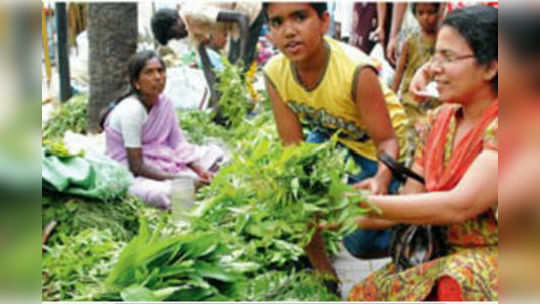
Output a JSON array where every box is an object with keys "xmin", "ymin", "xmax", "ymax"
[
  {"xmin": 266, "ymin": 3, "xmax": 329, "ymax": 62},
  {"xmin": 415, "ymin": 4, "xmax": 439, "ymax": 33}
]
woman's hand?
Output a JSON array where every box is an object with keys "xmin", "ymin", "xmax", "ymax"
[
  {"xmin": 189, "ymin": 163, "xmax": 214, "ymax": 184},
  {"xmin": 408, "ymin": 62, "xmax": 432, "ymax": 103},
  {"xmin": 197, "ymin": 169, "xmax": 214, "ymax": 184},
  {"xmin": 353, "ymin": 175, "xmax": 390, "ymax": 195},
  {"xmin": 319, "ymin": 216, "xmax": 397, "ymax": 231}
]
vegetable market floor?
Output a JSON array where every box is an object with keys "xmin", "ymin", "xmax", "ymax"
[{"xmin": 333, "ymin": 245, "xmax": 391, "ymax": 299}]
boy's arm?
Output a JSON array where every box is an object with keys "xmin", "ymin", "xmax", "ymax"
[
  {"xmin": 265, "ymin": 76, "xmax": 304, "ymax": 146},
  {"xmin": 392, "ymin": 39, "xmax": 409, "ymax": 93},
  {"xmin": 354, "ymin": 67, "xmax": 399, "ymax": 194}
]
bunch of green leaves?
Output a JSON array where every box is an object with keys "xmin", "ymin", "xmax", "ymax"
[
  {"xmin": 177, "ymin": 107, "xmax": 276, "ymax": 149},
  {"xmin": 177, "ymin": 110, "xmax": 229, "ymax": 145},
  {"xmin": 104, "ymin": 220, "xmax": 257, "ymax": 301},
  {"xmin": 189, "ymin": 134, "xmax": 371, "ymax": 269},
  {"xmin": 215, "ymin": 58, "xmax": 254, "ymax": 128},
  {"xmin": 43, "ymin": 94, "xmax": 88, "ymax": 140},
  {"xmin": 41, "ymin": 194, "xmax": 164, "ymax": 245},
  {"xmin": 42, "ymin": 228, "xmax": 126, "ymax": 301}
]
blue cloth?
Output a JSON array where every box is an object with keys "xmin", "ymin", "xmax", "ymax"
[
  {"xmin": 198, "ymin": 48, "xmax": 225, "ymax": 72},
  {"xmin": 306, "ymin": 130, "xmax": 399, "ymax": 259}
]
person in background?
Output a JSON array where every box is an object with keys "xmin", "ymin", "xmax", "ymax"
[
  {"xmin": 392, "ymin": 2, "xmax": 442, "ymax": 163},
  {"xmin": 151, "ymin": 2, "xmax": 263, "ymax": 109},
  {"xmin": 349, "ymin": 3, "xmax": 378, "ymax": 54},
  {"xmin": 263, "ymin": 2, "xmax": 409, "ymax": 293},
  {"xmin": 375, "ymin": 2, "xmax": 408, "ymax": 67},
  {"xmin": 102, "ymin": 51, "xmax": 223, "ymax": 210}
]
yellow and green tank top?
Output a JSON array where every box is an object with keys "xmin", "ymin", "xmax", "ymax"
[{"xmin": 264, "ymin": 37, "xmax": 408, "ymax": 161}]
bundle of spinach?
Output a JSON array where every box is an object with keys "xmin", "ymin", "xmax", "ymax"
[{"xmin": 43, "ymin": 94, "xmax": 88, "ymax": 140}]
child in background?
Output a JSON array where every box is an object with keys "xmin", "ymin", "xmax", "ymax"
[{"xmin": 392, "ymin": 2, "xmax": 441, "ymax": 164}]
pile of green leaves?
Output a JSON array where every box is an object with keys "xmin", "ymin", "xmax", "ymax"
[
  {"xmin": 43, "ymin": 94, "xmax": 88, "ymax": 140},
  {"xmin": 42, "ymin": 195, "xmax": 144, "ymax": 245},
  {"xmin": 215, "ymin": 58, "xmax": 254, "ymax": 128},
  {"xmin": 42, "ymin": 228, "xmax": 125, "ymax": 301},
  {"xmin": 103, "ymin": 220, "xmax": 256, "ymax": 301},
  {"xmin": 189, "ymin": 135, "xmax": 370, "ymax": 268},
  {"xmin": 101, "ymin": 220, "xmax": 340, "ymax": 302},
  {"xmin": 41, "ymin": 195, "xmax": 173, "ymax": 301},
  {"xmin": 177, "ymin": 110, "xmax": 229, "ymax": 145},
  {"xmin": 178, "ymin": 107, "xmax": 276, "ymax": 148}
]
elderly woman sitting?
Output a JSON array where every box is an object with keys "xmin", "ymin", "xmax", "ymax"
[{"xmin": 103, "ymin": 50, "xmax": 224, "ymax": 210}]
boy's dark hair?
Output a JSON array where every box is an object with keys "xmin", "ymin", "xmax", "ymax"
[
  {"xmin": 262, "ymin": 2, "xmax": 327, "ymax": 20},
  {"xmin": 412, "ymin": 2, "xmax": 441, "ymax": 14},
  {"xmin": 442, "ymin": 5, "xmax": 498, "ymax": 92},
  {"xmin": 151, "ymin": 8, "xmax": 179, "ymax": 45}
]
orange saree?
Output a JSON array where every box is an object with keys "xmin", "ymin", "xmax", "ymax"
[{"xmin": 348, "ymin": 101, "xmax": 499, "ymax": 301}]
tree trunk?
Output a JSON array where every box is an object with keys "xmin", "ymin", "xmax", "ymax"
[{"xmin": 87, "ymin": 3, "xmax": 137, "ymax": 133}]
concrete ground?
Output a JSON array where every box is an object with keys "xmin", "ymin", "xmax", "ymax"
[{"xmin": 333, "ymin": 245, "xmax": 391, "ymax": 299}]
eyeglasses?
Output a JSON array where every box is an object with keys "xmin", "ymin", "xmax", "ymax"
[{"xmin": 430, "ymin": 53, "xmax": 475, "ymax": 66}]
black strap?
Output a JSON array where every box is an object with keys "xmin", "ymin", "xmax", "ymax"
[{"xmin": 378, "ymin": 152, "xmax": 425, "ymax": 185}]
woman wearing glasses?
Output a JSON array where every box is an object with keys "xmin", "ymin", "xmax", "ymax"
[{"xmin": 347, "ymin": 6, "xmax": 498, "ymax": 301}]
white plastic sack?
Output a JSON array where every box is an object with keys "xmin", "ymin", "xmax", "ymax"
[{"xmin": 164, "ymin": 66, "xmax": 209, "ymax": 110}]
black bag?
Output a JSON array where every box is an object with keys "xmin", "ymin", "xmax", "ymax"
[
  {"xmin": 378, "ymin": 152, "xmax": 449, "ymax": 271},
  {"xmin": 390, "ymin": 224, "xmax": 448, "ymax": 271}
]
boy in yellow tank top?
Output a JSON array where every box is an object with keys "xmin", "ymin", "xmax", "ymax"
[{"xmin": 263, "ymin": 2, "xmax": 409, "ymax": 294}]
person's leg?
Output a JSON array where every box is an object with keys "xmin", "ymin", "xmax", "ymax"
[
  {"xmin": 242, "ymin": 10, "xmax": 264, "ymax": 69},
  {"xmin": 129, "ymin": 177, "xmax": 172, "ymax": 210},
  {"xmin": 228, "ymin": 10, "xmax": 264, "ymax": 70}
]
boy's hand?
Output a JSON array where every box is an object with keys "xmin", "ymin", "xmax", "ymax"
[{"xmin": 318, "ymin": 221, "xmax": 343, "ymax": 231}]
